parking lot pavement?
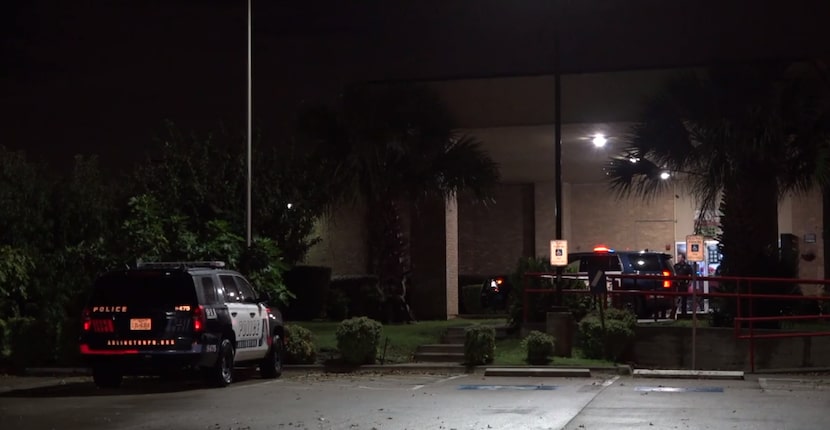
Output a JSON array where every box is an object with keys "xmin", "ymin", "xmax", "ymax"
[{"xmin": 3, "ymin": 371, "xmax": 830, "ymax": 430}]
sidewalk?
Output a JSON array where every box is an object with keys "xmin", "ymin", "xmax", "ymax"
[{"xmin": 0, "ymin": 373, "xmax": 91, "ymax": 394}]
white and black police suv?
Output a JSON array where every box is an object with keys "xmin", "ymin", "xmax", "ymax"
[{"xmin": 79, "ymin": 261, "xmax": 284, "ymax": 388}]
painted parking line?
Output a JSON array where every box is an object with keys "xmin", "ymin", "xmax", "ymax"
[
  {"xmin": 634, "ymin": 386, "xmax": 724, "ymax": 393},
  {"xmin": 458, "ymin": 385, "xmax": 558, "ymax": 391},
  {"xmin": 412, "ymin": 374, "xmax": 466, "ymax": 390}
]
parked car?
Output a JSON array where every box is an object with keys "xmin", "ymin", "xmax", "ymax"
[
  {"xmin": 480, "ymin": 274, "xmax": 513, "ymax": 311},
  {"xmin": 79, "ymin": 261, "xmax": 284, "ymax": 388},
  {"xmin": 568, "ymin": 246, "xmax": 676, "ymax": 318}
]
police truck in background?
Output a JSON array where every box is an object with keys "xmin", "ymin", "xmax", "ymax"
[{"xmin": 79, "ymin": 261, "xmax": 284, "ymax": 388}]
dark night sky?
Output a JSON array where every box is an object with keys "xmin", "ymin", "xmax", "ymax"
[{"xmin": 3, "ymin": 0, "xmax": 830, "ymax": 170}]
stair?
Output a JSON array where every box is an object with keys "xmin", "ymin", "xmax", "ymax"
[{"xmin": 413, "ymin": 325, "xmax": 509, "ymax": 363}]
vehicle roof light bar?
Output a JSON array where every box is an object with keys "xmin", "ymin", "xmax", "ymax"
[{"xmin": 136, "ymin": 261, "xmax": 227, "ymax": 269}]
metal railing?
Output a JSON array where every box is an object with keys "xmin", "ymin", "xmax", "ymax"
[{"xmin": 521, "ymin": 271, "xmax": 830, "ymax": 372}]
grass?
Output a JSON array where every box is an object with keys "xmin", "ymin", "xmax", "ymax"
[
  {"xmin": 293, "ymin": 318, "xmax": 504, "ymax": 364},
  {"xmin": 292, "ymin": 318, "xmax": 616, "ymax": 367}
]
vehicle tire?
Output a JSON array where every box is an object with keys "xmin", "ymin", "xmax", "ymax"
[
  {"xmin": 92, "ymin": 364, "xmax": 123, "ymax": 389},
  {"xmin": 260, "ymin": 334, "xmax": 283, "ymax": 379},
  {"xmin": 204, "ymin": 338, "xmax": 234, "ymax": 387}
]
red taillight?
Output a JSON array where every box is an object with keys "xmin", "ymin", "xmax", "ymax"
[
  {"xmin": 193, "ymin": 305, "xmax": 205, "ymax": 332},
  {"xmin": 662, "ymin": 270, "xmax": 671, "ymax": 288},
  {"xmin": 92, "ymin": 319, "xmax": 114, "ymax": 333},
  {"xmin": 82, "ymin": 308, "xmax": 91, "ymax": 331}
]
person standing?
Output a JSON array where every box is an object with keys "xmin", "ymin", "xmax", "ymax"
[{"xmin": 674, "ymin": 253, "xmax": 693, "ymax": 316}]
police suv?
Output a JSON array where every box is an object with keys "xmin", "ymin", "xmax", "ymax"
[
  {"xmin": 79, "ymin": 261, "xmax": 284, "ymax": 388},
  {"xmin": 568, "ymin": 246, "xmax": 676, "ymax": 318}
]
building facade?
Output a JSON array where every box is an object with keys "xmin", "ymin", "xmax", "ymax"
[{"xmin": 306, "ymin": 67, "xmax": 826, "ymax": 318}]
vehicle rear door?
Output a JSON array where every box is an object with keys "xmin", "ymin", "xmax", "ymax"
[
  {"xmin": 627, "ymin": 254, "xmax": 672, "ymax": 291},
  {"xmin": 219, "ymin": 274, "xmax": 266, "ymax": 361},
  {"xmin": 82, "ymin": 271, "xmax": 198, "ymax": 354}
]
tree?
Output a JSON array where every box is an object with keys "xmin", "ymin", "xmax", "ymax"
[
  {"xmin": 134, "ymin": 121, "xmax": 331, "ymax": 266},
  {"xmin": 297, "ymin": 83, "xmax": 500, "ymax": 283},
  {"xmin": 605, "ymin": 63, "xmax": 830, "ymax": 281},
  {"xmin": 605, "ymin": 63, "xmax": 830, "ymax": 327}
]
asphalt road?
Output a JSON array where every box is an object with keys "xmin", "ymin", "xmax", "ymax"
[{"xmin": 1, "ymin": 370, "xmax": 828, "ymax": 430}]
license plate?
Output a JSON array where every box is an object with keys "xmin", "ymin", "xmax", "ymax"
[{"xmin": 130, "ymin": 318, "xmax": 152, "ymax": 330}]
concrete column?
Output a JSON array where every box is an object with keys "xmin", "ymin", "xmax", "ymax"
[{"xmin": 445, "ymin": 195, "xmax": 459, "ymax": 319}]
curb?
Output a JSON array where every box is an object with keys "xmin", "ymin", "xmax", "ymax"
[
  {"xmin": 633, "ymin": 369, "xmax": 745, "ymax": 380},
  {"xmin": 20, "ymin": 364, "xmax": 631, "ymax": 378},
  {"xmin": 484, "ymin": 367, "xmax": 591, "ymax": 377}
]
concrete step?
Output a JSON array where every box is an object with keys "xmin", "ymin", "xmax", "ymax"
[
  {"xmin": 416, "ymin": 344, "xmax": 464, "ymax": 354},
  {"xmin": 412, "ymin": 351, "xmax": 465, "ymax": 363},
  {"xmin": 442, "ymin": 325, "xmax": 509, "ymax": 343},
  {"xmin": 442, "ymin": 335, "xmax": 467, "ymax": 344}
]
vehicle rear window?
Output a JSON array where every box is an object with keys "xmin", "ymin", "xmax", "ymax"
[
  {"xmin": 579, "ymin": 256, "xmax": 622, "ymax": 272},
  {"xmin": 628, "ymin": 255, "xmax": 669, "ymax": 272},
  {"xmin": 90, "ymin": 272, "xmax": 197, "ymax": 307}
]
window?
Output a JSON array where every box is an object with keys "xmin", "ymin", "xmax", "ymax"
[
  {"xmin": 92, "ymin": 272, "xmax": 196, "ymax": 307},
  {"xmin": 629, "ymin": 255, "xmax": 665, "ymax": 272},
  {"xmin": 199, "ymin": 276, "xmax": 218, "ymax": 304},
  {"xmin": 579, "ymin": 256, "xmax": 621, "ymax": 272},
  {"xmin": 235, "ymin": 277, "xmax": 258, "ymax": 303},
  {"xmin": 220, "ymin": 275, "xmax": 242, "ymax": 303}
]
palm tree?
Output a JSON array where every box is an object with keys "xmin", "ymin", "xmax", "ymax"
[
  {"xmin": 297, "ymin": 83, "xmax": 500, "ymax": 286},
  {"xmin": 606, "ymin": 63, "xmax": 830, "ymax": 282}
]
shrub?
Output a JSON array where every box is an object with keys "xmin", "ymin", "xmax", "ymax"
[
  {"xmin": 329, "ymin": 275, "xmax": 384, "ymax": 320},
  {"xmin": 461, "ymin": 284, "xmax": 485, "ymax": 314},
  {"xmin": 326, "ymin": 288, "xmax": 350, "ymax": 321},
  {"xmin": 507, "ymin": 257, "xmax": 554, "ymax": 327},
  {"xmin": 578, "ymin": 308, "xmax": 636, "ymax": 361},
  {"xmin": 284, "ymin": 324, "xmax": 317, "ymax": 364},
  {"xmin": 522, "ymin": 330, "xmax": 556, "ymax": 365},
  {"xmin": 507, "ymin": 257, "xmax": 586, "ymax": 328},
  {"xmin": 0, "ymin": 318, "xmax": 8, "ymax": 362},
  {"xmin": 335, "ymin": 316, "xmax": 383, "ymax": 365},
  {"xmin": 464, "ymin": 325, "xmax": 495, "ymax": 365},
  {"xmin": 7, "ymin": 317, "xmax": 54, "ymax": 371}
]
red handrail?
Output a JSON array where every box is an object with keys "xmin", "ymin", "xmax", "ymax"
[{"xmin": 520, "ymin": 271, "xmax": 830, "ymax": 372}]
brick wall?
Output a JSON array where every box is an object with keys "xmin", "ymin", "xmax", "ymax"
[
  {"xmin": 303, "ymin": 203, "xmax": 368, "ymax": 275},
  {"xmin": 569, "ymin": 183, "xmax": 675, "ymax": 253},
  {"xmin": 790, "ymin": 188, "xmax": 824, "ymax": 287},
  {"xmin": 457, "ymin": 182, "xmax": 675, "ymax": 279},
  {"xmin": 457, "ymin": 184, "xmax": 535, "ymax": 277}
]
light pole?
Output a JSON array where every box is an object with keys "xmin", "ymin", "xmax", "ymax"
[
  {"xmin": 553, "ymin": 0, "xmax": 564, "ymax": 305},
  {"xmin": 246, "ymin": 0, "xmax": 252, "ymax": 248}
]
